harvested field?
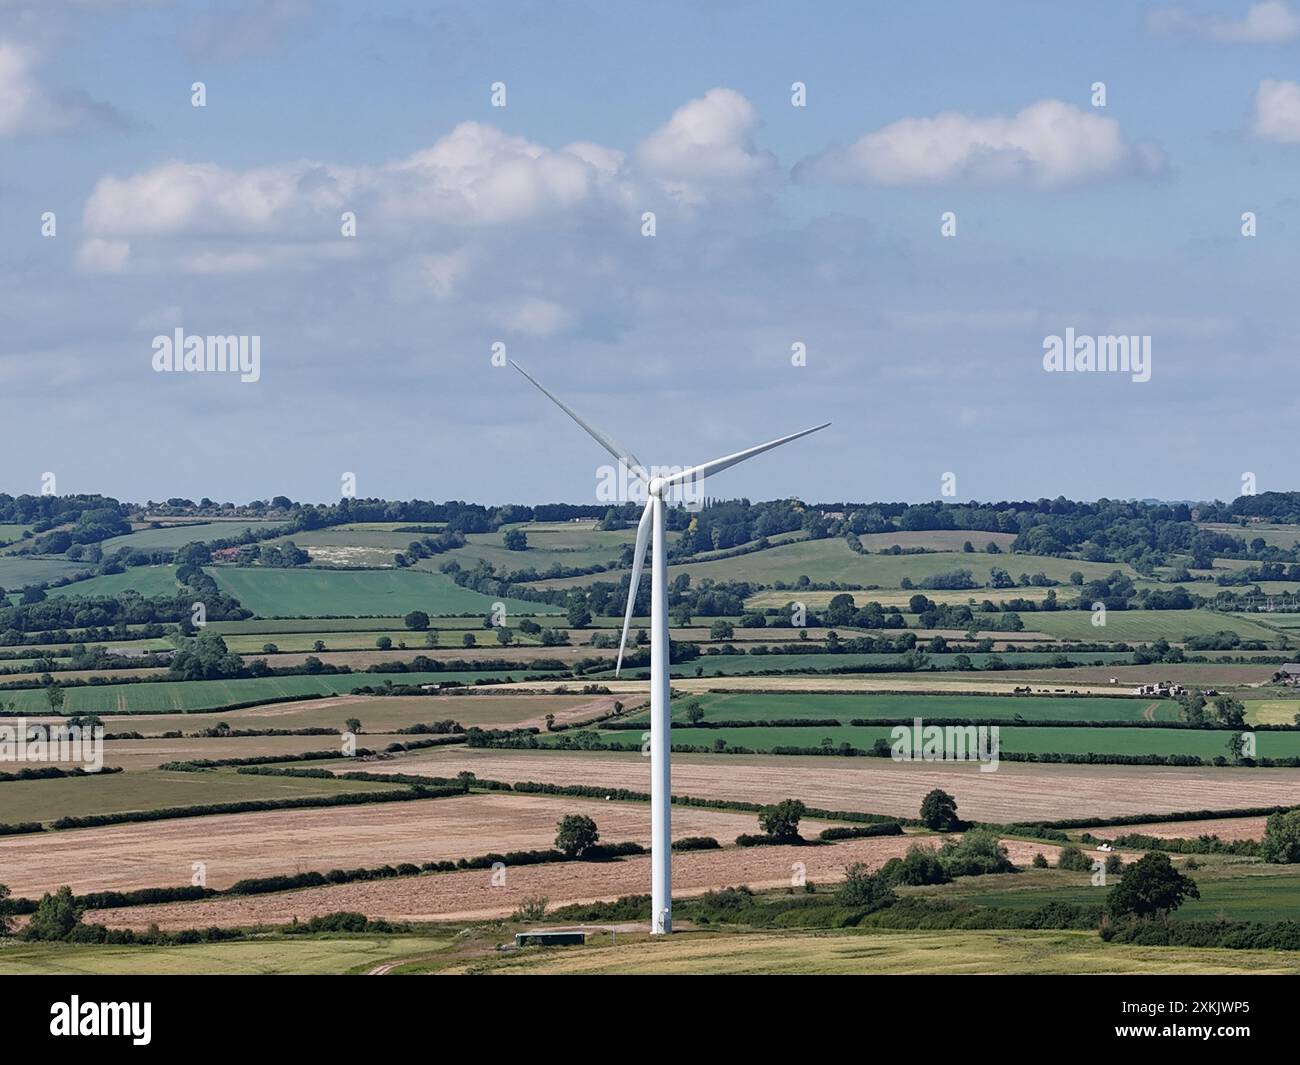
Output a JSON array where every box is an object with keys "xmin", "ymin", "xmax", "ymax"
[
  {"xmin": 2, "ymin": 793, "xmax": 827, "ymax": 897},
  {"xmin": 88, "ymin": 835, "xmax": 1059, "ymax": 929},
  {"xmin": 24, "ymin": 694, "xmax": 623, "ymax": 735},
  {"xmin": 349, "ymin": 747, "xmax": 1300, "ymax": 823},
  {"xmin": 1086, "ymin": 817, "xmax": 1271, "ymax": 843}
]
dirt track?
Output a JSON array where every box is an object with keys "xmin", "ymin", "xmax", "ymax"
[
  {"xmin": 87, "ymin": 836, "xmax": 1063, "ymax": 930},
  {"xmin": 345, "ymin": 747, "xmax": 1300, "ymax": 823}
]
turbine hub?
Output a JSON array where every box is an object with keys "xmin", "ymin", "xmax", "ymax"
[{"xmin": 648, "ymin": 476, "xmax": 666, "ymax": 498}]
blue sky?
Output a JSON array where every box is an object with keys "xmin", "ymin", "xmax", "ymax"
[{"xmin": 2, "ymin": 0, "xmax": 1299, "ymax": 506}]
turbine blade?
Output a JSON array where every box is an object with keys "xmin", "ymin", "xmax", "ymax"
[
  {"xmin": 615, "ymin": 497, "xmax": 654, "ymax": 676},
  {"xmin": 660, "ymin": 422, "xmax": 831, "ymax": 489},
  {"xmin": 512, "ymin": 361, "xmax": 648, "ymax": 481}
]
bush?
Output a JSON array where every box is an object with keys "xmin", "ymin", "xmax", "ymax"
[
  {"xmin": 758, "ymin": 798, "xmax": 806, "ymax": 837},
  {"xmin": 1055, "ymin": 845, "xmax": 1094, "ymax": 872},
  {"xmin": 672, "ymin": 836, "xmax": 720, "ymax": 852},
  {"xmin": 837, "ymin": 862, "xmax": 897, "ymax": 911},
  {"xmin": 881, "ymin": 844, "xmax": 950, "ymax": 886},
  {"xmin": 1032, "ymin": 853, "xmax": 1049, "ymax": 869}
]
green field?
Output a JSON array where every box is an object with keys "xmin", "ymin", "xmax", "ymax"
[
  {"xmin": 554, "ymin": 722, "xmax": 1300, "ymax": 759},
  {"xmin": 1017, "ymin": 610, "xmax": 1282, "ymax": 643},
  {"xmin": 918, "ymin": 863, "xmax": 1300, "ymax": 924},
  {"xmin": 0, "ymin": 935, "xmax": 452, "ymax": 976},
  {"xmin": 646, "ymin": 692, "xmax": 1177, "ymax": 723},
  {"xmin": 0, "ymin": 669, "xmax": 564, "ymax": 712},
  {"xmin": 606, "ymin": 650, "xmax": 1136, "ymax": 679},
  {"xmin": 0, "ymin": 767, "xmax": 405, "ymax": 824},
  {"xmin": 534, "ymin": 538, "xmax": 1140, "ymax": 591},
  {"xmin": 440, "ymin": 927, "xmax": 1300, "ymax": 975},
  {"xmin": 0, "ymin": 524, "xmax": 31, "ymax": 547},
  {"xmin": 97, "ymin": 521, "xmax": 289, "ymax": 554},
  {"xmin": 0, "ymin": 557, "xmax": 91, "ymax": 588},
  {"xmin": 46, "ymin": 566, "xmax": 182, "ymax": 599},
  {"xmin": 207, "ymin": 566, "xmax": 558, "ymax": 618}
]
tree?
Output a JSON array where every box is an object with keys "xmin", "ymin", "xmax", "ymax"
[
  {"xmin": 344, "ymin": 718, "xmax": 362, "ymax": 735},
  {"xmin": 313, "ymin": 640, "xmax": 326, "ymax": 653},
  {"xmin": 566, "ymin": 594, "xmax": 591, "ymax": 629},
  {"xmin": 45, "ymin": 684, "xmax": 64, "ymax": 711},
  {"xmin": 404, "ymin": 610, "xmax": 430, "ymax": 631},
  {"xmin": 503, "ymin": 529, "xmax": 528, "ymax": 551},
  {"xmin": 375, "ymin": 636, "xmax": 392, "ymax": 650},
  {"xmin": 424, "ymin": 630, "xmax": 439, "ymax": 648},
  {"xmin": 462, "ymin": 633, "xmax": 476, "ymax": 648},
  {"xmin": 919, "ymin": 789, "xmax": 960, "ymax": 831},
  {"xmin": 837, "ymin": 862, "xmax": 896, "ymax": 910},
  {"xmin": 555, "ymin": 814, "xmax": 599, "ymax": 857},
  {"xmin": 262, "ymin": 643, "xmax": 279, "ymax": 654},
  {"xmin": 1105, "ymin": 852, "xmax": 1200, "ymax": 919},
  {"xmin": 496, "ymin": 626, "xmax": 513, "ymax": 645},
  {"xmin": 709, "ymin": 619, "xmax": 735, "ymax": 641},
  {"xmin": 758, "ymin": 798, "xmax": 805, "ymax": 838},
  {"xmin": 1212, "ymin": 694, "xmax": 1246, "ymax": 728},
  {"xmin": 0, "ymin": 882, "xmax": 12, "ymax": 937},
  {"xmin": 1260, "ymin": 810, "xmax": 1300, "ymax": 863},
  {"xmin": 22, "ymin": 886, "xmax": 83, "ymax": 941},
  {"xmin": 684, "ymin": 701, "xmax": 705, "ymax": 724}
]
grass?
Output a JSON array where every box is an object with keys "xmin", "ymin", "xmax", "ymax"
[
  {"xmin": 1013, "ymin": 610, "xmax": 1282, "ymax": 643},
  {"xmin": 0, "ymin": 935, "xmax": 451, "ymax": 976},
  {"xmin": 535, "ymin": 539, "xmax": 1136, "ymax": 591},
  {"xmin": 0, "ymin": 670, "xmax": 564, "ymax": 713},
  {"xmin": 0, "ymin": 557, "xmax": 90, "ymax": 588},
  {"xmin": 96, "ymin": 521, "xmax": 289, "ymax": 554},
  {"xmin": 917, "ymin": 862, "xmax": 1300, "ymax": 924},
  {"xmin": 207, "ymin": 566, "xmax": 557, "ymax": 618},
  {"xmin": 1247, "ymin": 700, "xmax": 1300, "ymax": 726},
  {"xmin": 0, "ymin": 767, "xmax": 405, "ymax": 824},
  {"xmin": 439, "ymin": 927, "xmax": 1300, "ymax": 975},
  {"xmin": 46, "ymin": 566, "xmax": 182, "ymax": 599},
  {"xmin": 548, "ymin": 723, "xmax": 1300, "ymax": 759},
  {"xmin": 651, "ymin": 692, "xmax": 1178, "ymax": 723}
]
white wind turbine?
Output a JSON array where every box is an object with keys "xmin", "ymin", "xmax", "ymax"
[{"xmin": 514, "ymin": 361, "xmax": 829, "ymax": 934}]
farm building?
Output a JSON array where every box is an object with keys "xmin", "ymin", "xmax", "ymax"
[{"xmin": 1273, "ymin": 664, "xmax": 1300, "ymax": 687}]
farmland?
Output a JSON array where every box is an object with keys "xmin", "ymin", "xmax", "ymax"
[{"xmin": 4, "ymin": 497, "xmax": 1300, "ymax": 979}]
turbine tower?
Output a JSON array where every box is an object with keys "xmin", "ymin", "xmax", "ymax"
[{"xmin": 513, "ymin": 361, "xmax": 829, "ymax": 934}]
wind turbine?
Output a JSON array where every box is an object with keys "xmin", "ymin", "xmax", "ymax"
[{"xmin": 513, "ymin": 361, "xmax": 829, "ymax": 934}]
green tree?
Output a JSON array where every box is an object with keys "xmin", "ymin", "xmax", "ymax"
[
  {"xmin": 1260, "ymin": 810, "xmax": 1300, "ymax": 863},
  {"xmin": 566, "ymin": 594, "xmax": 592, "ymax": 629},
  {"xmin": 344, "ymin": 718, "xmax": 362, "ymax": 735},
  {"xmin": 462, "ymin": 633, "xmax": 476, "ymax": 648},
  {"xmin": 837, "ymin": 862, "xmax": 897, "ymax": 910},
  {"xmin": 684, "ymin": 701, "xmax": 705, "ymax": 724},
  {"xmin": 375, "ymin": 636, "xmax": 392, "ymax": 650},
  {"xmin": 709, "ymin": 619, "xmax": 735, "ymax": 641},
  {"xmin": 404, "ymin": 610, "xmax": 430, "ymax": 631},
  {"xmin": 758, "ymin": 798, "xmax": 806, "ymax": 838},
  {"xmin": 555, "ymin": 814, "xmax": 599, "ymax": 857},
  {"xmin": 1105, "ymin": 852, "xmax": 1200, "ymax": 919},
  {"xmin": 424, "ymin": 630, "xmax": 439, "ymax": 648},
  {"xmin": 1212, "ymin": 694, "xmax": 1246, "ymax": 727},
  {"xmin": 0, "ymin": 882, "xmax": 12, "ymax": 937},
  {"xmin": 22, "ymin": 886, "xmax": 83, "ymax": 941},
  {"xmin": 919, "ymin": 788, "xmax": 960, "ymax": 831},
  {"xmin": 503, "ymin": 529, "xmax": 528, "ymax": 551},
  {"xmin": 45, "ymin": 683, "xmax": 64, "ymax": 711}
]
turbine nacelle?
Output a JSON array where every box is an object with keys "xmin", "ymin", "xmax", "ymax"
[{"xmin": 647, "ymin": 476, "xmax": 667, "ymax": 498}]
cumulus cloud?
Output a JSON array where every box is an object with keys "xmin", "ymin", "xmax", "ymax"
[
  {"xmin": 75, "ymin": 237, "xmax": 130, "ymax": 273},
  {"xmin": 796, "ymin": 99, "xmax": 1165, "ymax": 187},
  {"xmin": 636, "ymin": 88, "xmax": 776, "ymax": 201},
  {"xmin": 0, "ymin": 39, "xmax": 123, "ymax": 136},
  {"xmin": 80, "ymin": 89, "xmax": 775, "ymax": 272},
  {"xmin": 1253, "ymin": 78, "xmax": 1300, "ymax": 141},
  {"xmin": 1148, "ymin": 1, "xmax": 1300, "ymax": 43}
]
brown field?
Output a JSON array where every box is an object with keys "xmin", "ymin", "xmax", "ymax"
[
  {"xmin": 24, "ymin": 693, "xmax": 622, "ymax": 735},
  {"xmin": 36, "ymin": 733, "xmax": 411, "ymax": 772},
  {"xmin": 0, "ymin": 793, "xmax": 830, "ymax": 897},
  {"xmin": 346, "ymin": 747, "xmax": 1300, "ymax": 823},
  {"xmin": 87, "ymin": 835, "xmax": 1062, "ymax": 929},
  {"xmin": 1086, "ymin": 816, "xmax": 1271, "ymax": 842}
]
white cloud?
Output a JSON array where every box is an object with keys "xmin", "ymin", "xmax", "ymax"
[
  {"xmin": 1148, "ymin": 2, "xmax": 1300, "ymax": 43},
  {"xmin": 797, "ymin": 99, "xmax": 1164, "ymax": 187},
  {"xmin": 80, "ymin": 90, "xmax": 776, "ymax": 272},
  {"xmin": 502, "ymin": 297, "xmax": 575, "ymax": 336},
  {"xmin": 0, "ymin": 38, "xmax": 121, "ymax": 136},
  {"xmin": 75, "ymin": 237, "xmax": 130, "ymax": 273},
  {"xmin": 1253, "ymin": 78, "xmax": 1300, "ymax": 142}
]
